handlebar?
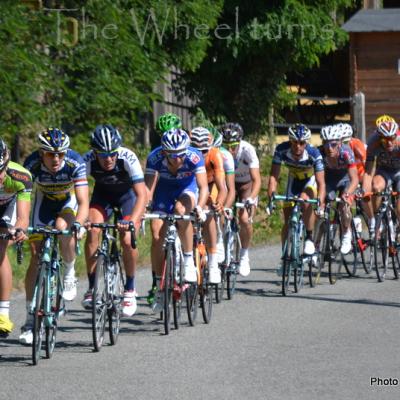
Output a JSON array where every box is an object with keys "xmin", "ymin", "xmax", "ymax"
[{"xmin": 88, "ymin": 221, "xmax": 137, "ymax": 249}]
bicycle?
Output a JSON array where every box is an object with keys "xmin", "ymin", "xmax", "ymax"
[
  {"xmin": 269, "ymin": 194, "xmax": 318, "ymax": 296},
  {"xmin": 143, "ymin": 212, "xmax": 193, "ymax": 335},
  {"xmin": 89, "ymin": 216, "xmax": 135, "ymax": 352},
  {"xmin": 28, "ymin": 226, "xmax": 75, "ymax": 365},
  {"xmin": 368, "ymin": 190, "xmax": 400, "ymax": 282},
  {"xmin": 216, "ymin": 203, "xmax": 244, "ymax": 301}
]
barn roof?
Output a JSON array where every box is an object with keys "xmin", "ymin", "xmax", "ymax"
[{"xmin": 342, "ymin": 9, "xmax": 400, "ymax": 32}]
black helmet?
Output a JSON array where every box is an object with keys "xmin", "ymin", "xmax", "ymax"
[
  {"xmin": 221, "ymin": 122, "xmax": 243, "ymax": 144},
  {"xmin": 91, "ymin": 124, "xmax": 122, "ymax": 152}
]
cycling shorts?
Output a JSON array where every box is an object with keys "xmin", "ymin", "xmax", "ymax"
[
  {"xmin": 90, "ymin": 187, "xmax": 136, "ymax": 221},
  {"xmin": 286, "ymin": 175, "xmax": 317, "ymax": 198},
  {"xmin": 325, "ymin": 174, "xmax": 350, "ymax": 200},
  {"xmin": 235, "ymin": 181, "xmax": 259, "ymax": 206},
  {"xmin": 375, "ymin": 168, "xmax": 400, "ymax": 192},
  {"xmin": 152, "ymin": 181, "xmax": 199, "ymax": 213}
]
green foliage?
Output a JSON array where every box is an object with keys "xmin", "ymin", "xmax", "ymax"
[{"xmin": 178, "ymin": 0, "xmax": 353, "ymax": 136}]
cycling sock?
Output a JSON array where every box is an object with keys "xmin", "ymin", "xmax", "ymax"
[
  {"xmin": 88, "ymin": 272, "xmax": 95, "ymax": 289},
  {"xmin": 208, "ymin": 252, "xmax": 217, "ymax": 267},
  {"xmin": 152, "ymin": 271, "xmax": 157, "ymax": 287},
  {"xmin": 64, "ymin": 260, "xmax": 76, "ymax": 278},
  {"xmin": 125, "ymin": 276, "xmax": 135, "ymax": 291},
  {"xmin": 0, "ymin": 301, "xmax": 10, "ymax": 317},
  {"xmin": 183, "ymin": 252, "xmax": 193, "ymax": 258},
  {"xmin": 306, "ymin": 230, "xmax": 313, "ymax": 240},
  {"xmin": 155, "ymin": 276, "xmax": 161, "ymax": 289},
  {"xmin": 240, "ymin": 248, "xmax": 249, "ymax": 258}
]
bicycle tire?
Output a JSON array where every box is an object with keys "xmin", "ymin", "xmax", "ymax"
[
  {"xmin": 45, "ymin": 264, "xmax": 62, "ymax": 359},
  {"xmin": 293, "ymin": 224, "xmax": 305, "ymax": 293},
  {"xmin": 342, "ymin": 222, "xmax": 358, "ymax": 277},
  {"xmin": 227, "ymin": 231, "xmax": 240, "ymax": 300},
  {"xmin": 186, "ymin": 283, "xmax": 198, "ymax": 326},
  {"xmin": 374, "ymin": 214, "xmax": 388, "ymax": 282},
  {"xmin": 200, "ymin": 263, "xmax": 213, "ymax": 324},
  {"xmin": 215, "ymin": 264, "xmax": 225, "ymax": 303},
  {"xmin": 328, "ymin": 222, "xmax": 342, "ymax": 284},
  {"xmin": 109, "ymin": 255, "xmax": 124, "ymax": 345},
  {"xmin": 282, "ymin": 233, "xmax": 293, "ymax": 296},
  {"xmin": 92, "ymin": 255, "xmax": 107, "ymax": 351},
  {"xmin": 310, "ymin": 220, "xmax": 326, "ymax": 287},
  {"xmin": 173, "ymin": 248, "xmax": 184, "ymax": 330},
  {"xmin": 163, "ymin": 248, "xmax": 173, "ymax": 335},
  {"xmin": 32, "ymin": 265, "xmax": 46, "ymax": 365}
]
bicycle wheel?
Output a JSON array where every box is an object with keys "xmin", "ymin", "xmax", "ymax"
[
  {"xmin": 227, "ymin": 231, "xmax": 241, "ymax": 300},
  {"xmin": 109, "ymin": 255, "xmax": 124, "ymax": 345},
  {"xmin": 328, "ymin": 222, "xmax": 342, "ymax": 284},
  {"xmin": 374, "ymin": 215, "xmax": 388, "ymax": 282},
  {"xmin": 293, "ymin": 224, "xmax": 305, "ymax": 293},
  {"xmin": 310, "ymin": 220, "xmax": 326, "ymax": 287},
  {"xmin": 32, "ymin": 265, "xmax": 46, "ymax": 365},
  {"xmin": 282, "ymin": 233, "xmax": 293, "ymax": 296},
  {"xmin": 200, "ymin": 262, "xmax": 213, "ymax": 324},
  {"xmin": 92, "ymin": 255, "xmax": 107, "ymax": 351},
  {"xmin": 173, "ymin": 248, "xmax": 184, "ymax": 330},
  {"xmin": 45, "ymin": 265, "xmax": 62, "ymax": 359},
  {"xmin": 163, "ymin": 248, "xmax": 173, "ymax": 335},
  {"xmin": 342, "ymin": 223, "xmax": 359, "ymax": 277},
  {"xmin": 387, "ymin": 216, "xmax": 400, "ymax": 280}
]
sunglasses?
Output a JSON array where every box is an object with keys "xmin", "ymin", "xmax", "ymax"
[
  {"xmin": 165, "ymin": 152, "xmax": 186, "ymax": 159},
  {"xmin": 290, "ymin": 140, "xmax": 307, "ymax": 146},
  {"xmin": 44, "ymin": 151, "xmax": 66, "ymax": 158},
  {"xmin": 225, "ymin": 142, "xmax": 240, "ymax": 149},
  {"xmin": 323, "ymin": 141, "xmax": 340, "ymax": 148},
  {"xmin": 381, "ymin": 137, "xmax": 396, "ymax": 144},
  {"xmin": 96, "ymin": 151, "xmax": 118, "ymax": 159}
]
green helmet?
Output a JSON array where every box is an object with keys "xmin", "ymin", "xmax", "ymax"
[
  {"xmin": 209, "ymin": 127, "xmax": 223, "ymax": 147},
  {"xmin": 156, "ymin": 113, "xmax": 182, "ymax": 135}
]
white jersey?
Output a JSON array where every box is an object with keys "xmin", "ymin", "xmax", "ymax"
[
  {"xmin": 234, "ymin": 140, "xmax": 260, "ymax": 183},
  {"xmin": 220, "ymin": 147, "xmax": 235, "ymax": 175}
]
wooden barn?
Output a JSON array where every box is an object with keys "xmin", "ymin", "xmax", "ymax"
[{"xmin": 342, "ymin": 8, "xmax": 400, "ymax": 136}]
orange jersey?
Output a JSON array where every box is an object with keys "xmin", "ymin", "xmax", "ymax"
[
  {"xmin": 205, "ymin": 147, "xmax": 225, "ymax": 184},
  {"xmin": 348, "ymin": 138, "xmax": 366, "ymax": 180}
]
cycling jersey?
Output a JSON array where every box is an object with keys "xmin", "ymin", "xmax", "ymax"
[
  {"xmin": 272, "ymin": 141, "xmax": 324, "ymax": 180},
  {"xmin": 347, "ymin": 138, "xmax": 366, "ymax": 179},
  {"xmin": 366, "ymin": 132, "xmax": 400, "ymax": 170},
  {"xmin": 0, "ymin": 161, "xmax": 32, "ymax": 205},
  {"xmin": 204, "ymin": 147, "xmax": 225, "ymax": 184},
  {"xmin": 145, "ymin": 146, "xmax": 205, "ymax": 189},
  {"xmin": 24, "ymin": 149, "xmax": 88, "ymax": 201},
  {"xmin": 234, "ymin": 140, "xmax": 260, "ymax": 183},
  {"xmin": 83, "ymin": 147, "xmax": 144, "ymax": 194},
  {"xmin": 220, "ymin": 147, "xmax": 235, "ymax": 175}
]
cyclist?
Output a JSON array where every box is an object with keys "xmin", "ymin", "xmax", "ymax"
[
  {"xmin": 19, "ymin": 128, "xmax": 89, "ymax": 345},
  {"xmin": 147, "ymin": 112, "xmax": 183, "ymax": 303},
  {"xmin": 362, "ymin": 120, "xmax": 400, "ymax": 232},
  {"xmin": 0, "ymin": 139, "xmax": 32, "ymax": 337},
  {"xmin": 189, "ymin": 126, "xmax": 227, "ymax": 284},
  {"xmin": 267, "ymin": 123, "xmax": 325, "ymax": 258},
  {"xmin": 319, "ymin": 125, "xmax": 359, "ymax": 254},
  {"xmin": 145, "ymin": 128, "xmax": 208, "ymax": 312},
  {"xmin": 221, "ymin": 122, "xmax": 261, "ymax": 277},
  {"xmin": 82, "ymin": 125, "xmax": 147, "ymax": 316}
]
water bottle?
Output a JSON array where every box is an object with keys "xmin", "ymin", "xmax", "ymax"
[{"xmin": 353, "ymin": 216, "xmax": 362, "ymax": 235}]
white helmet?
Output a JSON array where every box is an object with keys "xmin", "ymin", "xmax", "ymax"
[
  {"xmin": 320, "ymin": 125, "xmax": 342, "ymax": 141},
  {"xmin": 190, "ymin": 126, "xmax": 212, "ymax": 150},
  {"xmin": 377, "ymin": 121, "xmax": 398, "ymax": 138},
  {"xmin": 340, "ymin": 123, "xmax": 353, "ymax": 141}
]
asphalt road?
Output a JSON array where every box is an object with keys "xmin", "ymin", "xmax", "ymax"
[{"xmin": 1, "ymin": 245, "xmax": 400, "ymax": 400}]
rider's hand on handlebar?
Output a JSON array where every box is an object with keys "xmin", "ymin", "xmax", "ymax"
[
  {"xmin": 71, "ymin": 221, "xmax": 86, "ymax": 240},
  {"xmin": 212, "ymin": 201, "xmax": 224, "ymax": 214},
  {"xmin": 10, "ymin": 228, "xmax": 27, "ymax": 243},
  {"xmin": 194, "ymin": 205, "xmax": 207, "ymax": 223}
]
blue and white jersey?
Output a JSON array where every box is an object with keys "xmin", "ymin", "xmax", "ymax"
[
  {"xmin": 83, "ymin": 147, "xmax": 144, "ymax": 194},
  {"xmin": 24, "ymin": 149, "xmax": 88, "ymax": 201},
  {"xmin": 145, "ymin": 146, "xmax": 206, "ymax": 189},
  {"xmin": 272, "ymin": 141, "xmax": 324, "ymax": 180}
]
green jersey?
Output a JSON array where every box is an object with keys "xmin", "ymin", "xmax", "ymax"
[{"xmin": 0, "ymin": 161, "xmax": 33, "ymax": 204}]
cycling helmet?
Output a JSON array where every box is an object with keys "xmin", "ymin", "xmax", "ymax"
[
  {"xmin": 376, "ymin": 114, "xmax": 395, "ymax": 127},
  {"xmin": 0, "ymin": 138, "xmax": 10, "ymax": 170},
  {"xmin": 288, "ymin": 123, "xmax": 311, "ymax": 141},
  {"xmin": 156, "ymin": 113, "xmax": 182, "ymax": 135},
  {"xmin": 190, "ymin": 126, "xmax": 212, "ymax": 150},
  {"xmin": 377, "ymin": 121, "xmax": 399, "ymax": 138},
  {"xmin": 91, "ymin": 124, "xmax": 122, "ymax": 152},
  {"xmin": 339, "ymin": 123, "xmax": 353, "ymax": 141},
  {"xmin": 38, "ymin": 128, "xmax": 70, "ymax": 152},
  {"xmin": 211, "ymin": 128, "xmax": 223, "ymax": 148},
  {"xmin": 320, "ymin": 125, "xmax": 342, "ymax": 141},
  {"xmin": 161, "ymin": 128, "xmax": 191, "ymax": 153},
  {"xmin": 221, "ymin": 122, "xmax": 243, "ymax": 144}
]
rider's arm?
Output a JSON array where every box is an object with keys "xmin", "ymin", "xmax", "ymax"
[
  {"xmin": 315, "ymin": 170, "xmax": 326, "ymax": 208},
  {"xmin": 144, "ymin": 172, "xmax": 159, "ymax": 202},
  {"xmin": 362, "ymin": 160, "xmax": 375, "ymax": 193},
  {"xmin": 196, "ymin": 171, "xmax": 209, "ymax": 209},
  {"xmin": 267, "ymin": 164, "xmax": 281, "ymax": 198},
  {"xmin": 249, "ymin": 167, "xmax": 261, "ymax": 200},
  {"xmin": 74, "ymin": 184, "xmax": 89, "ymax": 226},
  {"xmin": 347, "ymin": 166, "xmax": 360, "ymax": 195},
  {"xmin": 14, "ymin": 199, "xmax": 30, "ymax": 232},
  {"xmin": 224, "ymin": 173, "xmax": 236, "ymax": 209},
  {"xmin": 130, "ymin": 181, "xmax": 148, "ymax": 228}
]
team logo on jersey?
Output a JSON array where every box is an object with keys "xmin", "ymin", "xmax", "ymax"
[{"xmin": 189, "ymin": 152, "xmax": 200, "ymax": 164}]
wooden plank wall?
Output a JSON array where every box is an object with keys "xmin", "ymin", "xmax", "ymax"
[{"xmin": 350, "ymin": 32, "xmax": 400, "ymax": 136}]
